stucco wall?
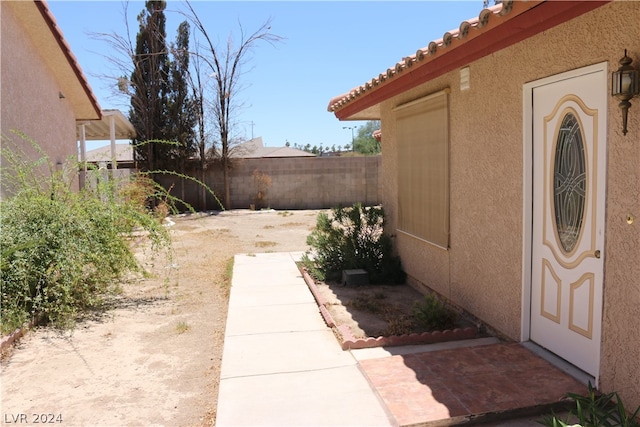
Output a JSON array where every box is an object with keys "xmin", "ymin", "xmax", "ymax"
[
  {"xmin": 596, "ymin": 3, "xmax": 640, "ymax": 408},
  {"xmin": 379, "ymin": 1, "xmax": 639, "ymax": 407},
  {"xmin": 1, "ymin": 3, "xmax": 79, "ymax": 196},
  {"xmin": 157, "ymin": 156, "xmax": 381, "ymax": 210}
]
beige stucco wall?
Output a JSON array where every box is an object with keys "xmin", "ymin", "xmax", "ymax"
[
  {"xmin": 379, "ymin": 2, "xmax": 639, "ymax": 407},
  {"xmin": 1, "ymin": 3, "xmax": 79, "ymax": 196}
]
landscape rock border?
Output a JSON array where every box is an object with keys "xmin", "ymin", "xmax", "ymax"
[
  {"xmin": 301, "ymin": 267, "xmax": 478, "ymax": 350},
  {"xmin": 0, "ymin": 316, "xmax": 39, "ymax": 356}
]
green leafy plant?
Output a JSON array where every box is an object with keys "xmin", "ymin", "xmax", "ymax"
[
  {"xmin": 0, "ymin": 132, "xmax": 178, "ymax": 333},
  {"xmin": 539, "ymin": 383, "xmax": 640, "ymax": 427},
  {"xmin": 223, "ymin": 257, "xmax": 234, "ymax": 288},
  {"xmin": 301, "ymin": 203, "xmax": 405, "ymax": 284},
  {"xmin": 411, "ymin": 293, "xmax": 457, "ymax": 331}
]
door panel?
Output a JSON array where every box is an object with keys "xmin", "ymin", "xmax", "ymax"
[{"xmin": 531, "ymin": 67, "xmax": 606, "ymax": 377}]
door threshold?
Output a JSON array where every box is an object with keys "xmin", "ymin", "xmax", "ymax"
[{"xmin": 522, "ymin": 341, "xmax": 596, "ymax": 387}]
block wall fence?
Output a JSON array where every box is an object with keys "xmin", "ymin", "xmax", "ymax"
[{"xmin": 156, "ymin": 156, "xmax": 381, "ymax": 211}]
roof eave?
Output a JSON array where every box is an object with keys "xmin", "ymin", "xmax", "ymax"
[
  {"xmin": 330, "ymin": 0, "xmax": 610, "ymax": 121},
  {"xmin": 32, "ymin": 0, "xmax": 102, "ymax": 121}
]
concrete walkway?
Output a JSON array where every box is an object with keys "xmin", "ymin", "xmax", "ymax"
[
  {"xmin": 215, "ymin": 252, "xmax": 394, "ymax": 427},
  {"xmin": 216, "ymin": 252, "xmax": 585, "ymax": 427}
]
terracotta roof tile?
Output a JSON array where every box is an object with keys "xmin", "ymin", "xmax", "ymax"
[
  {"xmin": 327, "ymin": 2, "xmax": 513, "ymax": 114},
  {"xmin": 327, "ymin": 1, "xmax": 608, "ymax": 119}
]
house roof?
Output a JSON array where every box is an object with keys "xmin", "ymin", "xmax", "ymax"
[
  {"xmin": 6, "ymin": 0, "xmax": 101, "ymax": 121},
  {"xmin": 328, "ymin": 0, "xmax": 609, "ymax": 121},
  {"xmin": 82, "ymin": 137, "xmax": 315, "ymax": 164},
  {"xmin": 243, "ymin": 146, "xmax": 317, "ymax": 158},
  {"xmin": 233, "ymin": 138, "xmax": 316, "ymax": 159},
  {"xmin": 83, "ymin": 143, "xmax": 133, "ymax": 163}
]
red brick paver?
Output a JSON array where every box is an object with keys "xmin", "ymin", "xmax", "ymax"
[{"xmin": 359, "ymin": 343, "xmax": 586, "ymax": 426}]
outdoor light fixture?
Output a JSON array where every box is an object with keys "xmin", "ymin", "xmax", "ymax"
[{"xmin": 611, "ymin": 50, "xmax": 639, "ymax": 135}]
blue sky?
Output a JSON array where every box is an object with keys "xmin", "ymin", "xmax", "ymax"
[{"xmin": 48, "ymin": 1, "xmax": 483, "ymax": 150}]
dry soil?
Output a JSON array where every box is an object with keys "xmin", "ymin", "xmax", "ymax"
[{"xmin": 1, "ymin": 209, "xmax": 322, "ymax": 427}]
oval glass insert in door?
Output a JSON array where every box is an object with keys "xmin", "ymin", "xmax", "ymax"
[{"xmin": 553, "ymin": 112, "xmax": 587, "ymax": 254}]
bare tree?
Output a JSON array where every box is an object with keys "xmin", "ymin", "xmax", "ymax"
[
  {"xmin": 89, "ymin": 3, "xmax": 138, "ymax": 107},
  {"xmin": 185, "ymin": 39, "xmax": 214, "ymax": 209},
  {"xmin": 182, "ymin": 1, "xmax": 282, "ymax": 208}
]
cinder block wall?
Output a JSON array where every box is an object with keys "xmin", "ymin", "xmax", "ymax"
[{"xmin": 158, "ymin": 156, "xmax": 381, "ymax": 211}]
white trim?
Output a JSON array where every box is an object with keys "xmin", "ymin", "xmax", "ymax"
[
  {"xmin": 521, "ymin": 83, "xmax": 534, "ymax": 342},
  {"xmin": 521, "ymin": 341, "xmax": 595, "ymax": 386}
]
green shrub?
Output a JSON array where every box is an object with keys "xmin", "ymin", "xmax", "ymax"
[
  {"xmin": 539, "ymin": 383, "xmax": 640, "ymax": 427},
  {"xmin": 0, "ymin": 133, "xmax": 170, "ymax": 333},
  {"xmin": 411, "ymin": 293, "xmax": 457, "ymax": 331},
  {"xmin": 301, "ymin": 203, "xmax": 405, "ymax": 284}
]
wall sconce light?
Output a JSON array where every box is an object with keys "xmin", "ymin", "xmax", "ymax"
[{"xmin": 611, "ymin": 50, "xmax": 639, "ymax": 135}]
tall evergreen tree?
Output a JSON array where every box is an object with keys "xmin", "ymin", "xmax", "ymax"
[
  {"xmin": 167, "ymin": 21, "xmax": 197, "ymax": 164},
  {"xmin": 129, "ymin": 0, "xmax": 170, "ymax": 171},
  {"xmin": 129, "ymin": 2, "xmax": 197, "ymax": 174}
]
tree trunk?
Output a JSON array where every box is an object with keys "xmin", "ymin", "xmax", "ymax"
[
  {"xmin": 223, "ymin": 160, "xmax": 230, "ymax": 209},
  {"xmin": 201, "ymin": 166, "xmax": 207, "ymax": 211},
  {"xmin": 180, "ymin": 158, "xmax": 185, "ymax": 211}
]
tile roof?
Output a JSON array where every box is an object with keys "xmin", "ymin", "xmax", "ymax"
[{"xmin": 328, "ymin": 0, "xmax": 609, "ymax": 120}]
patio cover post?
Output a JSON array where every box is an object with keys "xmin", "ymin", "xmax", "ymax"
[
  {"xmin": 109, "ymin": 114, "xmax": 117, "ymax": 171},
  {"xmin": 78, "ymin": 122, "xmax": 87, "ymax": 188}
]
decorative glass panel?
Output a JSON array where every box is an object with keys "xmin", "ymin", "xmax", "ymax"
[{"xmin": 554, "ymin": 112, "xmax": 586, "ymax": 253}]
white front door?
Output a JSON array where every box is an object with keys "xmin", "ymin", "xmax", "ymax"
[{"xmin": 530, "ymin": 65, "xmax": 607, "ymax": 377}]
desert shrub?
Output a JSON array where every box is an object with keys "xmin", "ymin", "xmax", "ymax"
[
  {"xmin": 0, "ymin": 133, "xmax": 171, "ymax": 333},
  {"xmin": 411, "ymin": 293, "xmax": 457, "ymax": 331},
  {"xmin": 539, "ymin": 382, "xmax": 640, "ymax": 427},
  {"xmin": 301, "ymin": 203, "xmax": 405, "ymax": 284}
]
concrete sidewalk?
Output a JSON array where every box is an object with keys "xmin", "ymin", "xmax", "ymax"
[{"xmin": 215, "ymin": 252, "xmax": 394, "ymax": 427}]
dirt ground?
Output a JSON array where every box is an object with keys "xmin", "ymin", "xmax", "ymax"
[
  {"xmin": 314, "ymin": 282, "xmax": 430, "ymax": 339},
  {"xmin": 0, "ymin": 209, "xmax": 323, "ymax": 427}
]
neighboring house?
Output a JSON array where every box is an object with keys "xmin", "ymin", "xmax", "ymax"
[
  {"xmin": 232, "ymin": 137, "xmax": 316, "ymax": 158},
  {"xmin": 329, "ymin": 0, "xmax": 639, "ymax": 410},
  {"xmin": 1, "ymin": 0, "xmax": 101, "ymax": 197},
  {"xmin": 80, "ymin": 141, "xmax": 135, "ymax": 190},
  {"xmin": 83, "ymin": 143, "xmax": 134, "ymax": 169}
]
